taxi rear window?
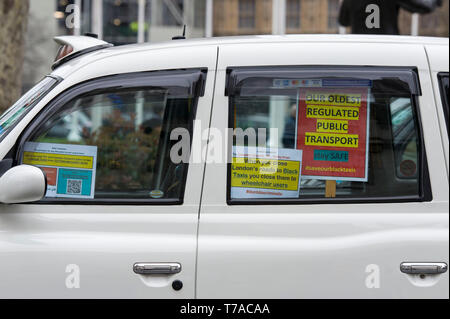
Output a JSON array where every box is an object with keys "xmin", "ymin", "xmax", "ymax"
[{"xmin": 226, "ymin": 66, "xmax": 431, "ymax": 204}]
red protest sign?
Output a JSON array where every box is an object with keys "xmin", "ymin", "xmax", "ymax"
[{"xmin": 296, "ymin": 86, "xmax": 370, "ymax": 181}]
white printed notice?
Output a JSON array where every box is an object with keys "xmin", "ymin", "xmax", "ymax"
[
  {"xmin": 231, "ymin": 146, "xmax": 303, "ymax": 199},
  {"xmin": 22, "ymin": 142, "xmax": 97, "ymax": 199}
]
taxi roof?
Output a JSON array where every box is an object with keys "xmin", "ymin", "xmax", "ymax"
[
  {"xmin": 51, "ymin": 34, "xmax": 449, "ymax": 80},
  {"xmin": 103, "ymin": 34, "xmax": 449, "ymax": 51}
]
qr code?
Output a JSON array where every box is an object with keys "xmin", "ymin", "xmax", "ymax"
[{"xmin": 66, "ymin": 179, "xmax": 82, "ymax": 195}]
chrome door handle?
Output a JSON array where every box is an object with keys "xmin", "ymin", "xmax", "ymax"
[
  {"xmin": 133, "ymin": 262, "xmax": 182, "ymax": 275},
  {"xmin": 400, "ymin": 262, "xmax": 448, "ymax": 275}
]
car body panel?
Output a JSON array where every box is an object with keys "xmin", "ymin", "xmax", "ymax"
[
  {"xmin": 0, "ymin": 45, "xmax": 218, "ymax": 298},
  {"xmin": 196, "ymin": 39, "xmax": 449, "ymax": 298}
]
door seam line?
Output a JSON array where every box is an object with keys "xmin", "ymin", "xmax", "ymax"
[{"xmin": 194, "ymin": 45, "xmax": 220, "ymax": 299}]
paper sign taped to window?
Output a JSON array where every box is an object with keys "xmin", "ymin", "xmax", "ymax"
[
  {"xmin": 22, "ymin": 142, "xmax": 97, "ymax": 199},
  {"xmin": 231, "ymin": 146, "xmax": 302, "ymax": 199},
  {"xmin": 296, "ymin": 81, "xmax": 371, "ymax": 181}
]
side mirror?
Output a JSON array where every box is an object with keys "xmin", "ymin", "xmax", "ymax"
[{"xmin": 0, "ymin": 165, "xmax": 46, "ymax": 204}]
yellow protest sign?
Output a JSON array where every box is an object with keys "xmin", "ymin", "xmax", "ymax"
[
  {"xmin": 305, "ymin": 132, "xmax": 359, "ymax": 148},
  {"xmin": 306, "ymin": 105, "xmax": 360, "ymax": 120},
  {"xmin": 23, "ymin": 152, "xmax": 94, "ymax": 169},
  {"xmin": 231, "ymin": 147, "xmax": 303, "ymax": 199},
  {"xmin": 316, "ymin": 119, "xmax": 349, "ymax": 133},
  {"xmin": 305, "ymin": 92, "xmax": 362, "ymax": 107},
  {"xmin": 231, "ymin": 158, "xmax": 300, "ymax": 191}
]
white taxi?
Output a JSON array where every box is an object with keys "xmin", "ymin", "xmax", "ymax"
[{"xmin": 0, "ymin": 34, "xmax": 448, "ymax": 298}]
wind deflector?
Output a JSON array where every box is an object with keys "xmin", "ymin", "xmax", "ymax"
[
  {"xmin": 225, "ymin": 66, "xmax": 422, "ymax": 97},
  {"xmin": 76, "ymin": 68, "xmax": 207, "ymax": 99}
]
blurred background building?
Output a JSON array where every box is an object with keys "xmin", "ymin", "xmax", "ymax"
[{"xmin": 23, "ymin": 0, "xmax": 449, "ymax": 91}]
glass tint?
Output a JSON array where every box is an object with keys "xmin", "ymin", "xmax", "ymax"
[
  {"xmin": 229, "ymin": 68, "xmax": 423, "ymax": 201},
  {"xmin": 24, "ymin": 86, "xmax": 196, "ymax": 201}
]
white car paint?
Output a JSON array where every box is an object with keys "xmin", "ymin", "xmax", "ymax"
[
  {"xmin": 0, "ymin": 44, "xmax": 217, "ymax": 298},
  {"xmin": 196, "ymin": 36, "xmax": 448, "ymax": 299},
  {"xmin": 0, "ymin": 34, "xmax": 448, "ymax": 298}
]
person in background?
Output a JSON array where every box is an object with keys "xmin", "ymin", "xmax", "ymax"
[{"xmin": 339, "ymin": 0, "xmax": 443, "ymax": 35}]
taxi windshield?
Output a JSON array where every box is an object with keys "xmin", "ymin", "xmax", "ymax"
[{"xmin": 0, "ymin": 76, "xmax": 58, "ymax": 141}]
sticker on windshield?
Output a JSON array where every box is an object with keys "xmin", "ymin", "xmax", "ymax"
[{"xmin": 22, "ymin": 142, "xmax": 97, "ymax": 199}]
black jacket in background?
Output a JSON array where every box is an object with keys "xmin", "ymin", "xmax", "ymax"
[{"xmin": 339, "ymin": 0, "xmax": 443, "ymax": 35}]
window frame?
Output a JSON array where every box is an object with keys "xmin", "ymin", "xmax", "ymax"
[
  {"xmin": 12, "ymin": 68, "xmax": 207, "ymax": 205},
  {"xmin": 225, "ymin": 65, "xmax": 432, "ymax": 205}
]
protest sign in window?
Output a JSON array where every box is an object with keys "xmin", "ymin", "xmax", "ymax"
[{"xmin": 227, "ymin": 66, "xmax": 431, "ymax": 203}]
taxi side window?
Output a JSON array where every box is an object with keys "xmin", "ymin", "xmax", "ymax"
[
  {"xmin": 227, "ymin": 66, "xmax": 431, "ymax": 203},
  {"xmin": 18, "ymin": 69, "xmax": 205, "ymax": 203}
]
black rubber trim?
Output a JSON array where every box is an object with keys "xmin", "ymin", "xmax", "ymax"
[
  {"xmin": 0, "ymin": 159, "xmax": 13, "ymax": 178},
  {"xmin": 41, "ymin": 167, "xmax": 48, "ymax": 199},
  {"xmin": 226, "ymin": 65, "xmax": 422, "ymax": 97},
  {"xmin": 437, "ymin": 72, "xmax": 449, "ymax": 137},
  {"xmin": 22, "ymin": 198, "xmax": 182, "ymax": 206},
  {"xmin": 228, "ymin": 195, "xmax": 425, "ymax": 205},
  {"xmin": 51, "ymin": 44, "xmax": 113, "ymax": 70}
]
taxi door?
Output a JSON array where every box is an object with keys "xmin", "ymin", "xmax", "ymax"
[
  {"xmin": 0, "ymin": 46, "xmax": 217, "ymax": 298},
  {"xmin": 197, "ymin": 41, "xmax": 449, "ymax": 298}
]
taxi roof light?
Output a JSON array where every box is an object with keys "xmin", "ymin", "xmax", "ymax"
[{"xmin": 52, "ymin": 35, "xmax": 113, "ymax": 70}]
